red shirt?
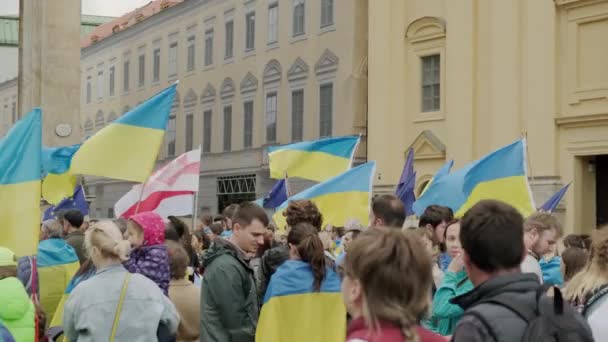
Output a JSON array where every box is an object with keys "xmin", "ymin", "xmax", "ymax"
[{"xmin": 346, "ymin": 317, "xmax": 446, "ymax": 342}]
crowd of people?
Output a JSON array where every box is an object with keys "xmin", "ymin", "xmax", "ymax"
[{"xmin": 1, "ymin": 195, "xmax": 608, "ymax": 341}]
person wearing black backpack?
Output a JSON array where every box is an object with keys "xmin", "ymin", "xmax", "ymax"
[{"xmin": 450, "ymin": 200, "xmax": 594, "ymax": 342}]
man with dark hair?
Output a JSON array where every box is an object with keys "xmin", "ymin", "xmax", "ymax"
[
  {"xmin": 369, "ymin": 194, "xmax": 406, "ymax": 228},
  {"xmin": 201, "ymin": 202, "xmax": 269, "ymax": 341},
  {"xmin": 451, "ymin": 200, "xmax": 591, "ymax": 342},
  {"xmin": 61, "ymin": 210, "xmax": 86, "ymax": 264},
  {"xmin": 220, "ymin": 204, "xmax": 240, "ymax": 238},
  {"xmin": 418, "ymin": 205, "xmax": 454, "ymax": 245}
]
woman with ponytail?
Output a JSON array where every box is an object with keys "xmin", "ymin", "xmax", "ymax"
[
  {"xmin": 63, "ymin": 221, "xmax": 179, "ymax": 341},
  {"xmin": 343, "ymin": 228, "xmax": 444, "ymax": 342},
  {"xmin": 256, "ymin": 223, "xmax": 344, "ymax": 341}
]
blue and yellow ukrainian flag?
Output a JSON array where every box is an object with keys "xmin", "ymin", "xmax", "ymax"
[
  {"xmin": 70, "ymin": 84, "xmax": 177, "ymax": 182},
  {"xmin": 0, "ymin": 109, "xmax": 42, "ymax": 257},
  {"xmin": 42, "ymin": 144, "xmax": 80, "ymax": 205},
  {"xmin": 420, "ymin": 159, "xmax": 454, "ymax": 196},
  {"xmin": 273, "ymin": 161, "xmax": 375, "ymax": 230},
  {"xmin": 413, "ymin": 139, "xmax": 535, "ymax": 217},
  {"xmin": 256, "ymin": 260, "xmax": 346, "ymax": 342},
  {"xmin": 268, "ymin": 135, "xmax": 360, "ymax": 182}
]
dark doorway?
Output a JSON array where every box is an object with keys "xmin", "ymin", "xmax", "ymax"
[{"xmin": 596, "ymin": 155, "xmax": 608, "ymax": 226}]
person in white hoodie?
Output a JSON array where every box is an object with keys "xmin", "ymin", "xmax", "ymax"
[
  {"xmin": 521, "ymin": 212, "xmax": 562, "ymax": 283},
  {"xmin": 564, "ymin": 226, "xmax": 608, "ymax": 341}
]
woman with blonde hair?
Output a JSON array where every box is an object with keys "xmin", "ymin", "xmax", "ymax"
[
  {"xmin": 63, "ymin": 221, "xmax": 179, "ymax": 341},
  {"xmin": 564, "ymin": 226, "xmax": 608, "ymax": 341},
  {"xmin": 342, "ymin": 227, "xmax": 444, "ymax": 342}
]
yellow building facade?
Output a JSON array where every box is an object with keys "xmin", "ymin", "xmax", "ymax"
[{"xmin": 368, "ymin": 0, "xmax": 608, "ymax": 233}]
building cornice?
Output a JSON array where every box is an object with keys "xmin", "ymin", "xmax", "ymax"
[
  {"xmin": 0, "ymin": 77, "xmax": 17, "ymax": 92},
  {"xmin": 554, "ymin": 0, "xmax": 608, "ymax": 8},
  {"xmin": 555, "ymin": 113, "xmax": 608, "ymax": 128},
  {"xmin": 82, "ymin": 0, "xmax": 212, "ymax": 59}
]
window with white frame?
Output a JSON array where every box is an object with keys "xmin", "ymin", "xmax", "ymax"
[
  {"xmin": 245, "ymin": 12, "xmax": 255, "ymax": 51},
  {"xmin": 167, "ymin": 115, "xmax": 176, "ymax": 157},
  {"xmin": 293, "ymin": 0, "xmax": 305, "ymax": 37},
  {"xmin": 321, "ymin": 0, "xmax": 334, "ymax": 28},
  {"xmin": 265, "ymin": 92, "xmax": 277, "ymax": 143},
  {"xmin": 421, "ymin": 54, "xmax": 440, "ymax": 112},
  {"xmin": 223, "ymin": 105, "xmax": 232, "ymax": 152},
  {"xmin": 96, "ymin": 67, "xmax": 104, "ymax": 99},
  {"xmin": 168, "ymin": 41, "xmax": 178, "ymax": 77},
  {"xmin": 138, "ymin": 52, "xmax": 145, "ymax": 87},
  {"xmin": 225, "ymin": 20, "xmax": 234, "ymax": 59},
  {"xmin": 153, "ymin": 47, "xmax": 161, "ymax": 82},
  {"xmin": 187, "ymin": 35, "xmax": 196, "ymax": 71},
  {"xmin": 123, "ymin": 60, "xmax": 130, "ymax": 91},
  {"xmin": 205, "ymin": 28, "xmax": 214, "ymax": 66},
  {"xmin": 319, "ymin": 83, "xmax": 333, "ymax": 137},
  {"xmin": 267, "ymin": 2, "xmax": 279, "ymax": 44},
  {"xmin": 185, "ymin": 113, "xmax": 194, "ymax": 151},
  {"xmin": 291, "ymin": 89, "xmax": 304, "ymax": 141},
  {"xmin": 203, "ymin": 110, "xmax": 212, "ymax": 153},
  {"xmin": 109, "ymin": 65, "xmax": 115, "ymax": 96},
  {"xmin": 86, "ymin": 76, "xmax": 92, "ymax": 103},
  {"xmin": 243, "ymin": 101, "xmax": 253, "ymax": 148}
]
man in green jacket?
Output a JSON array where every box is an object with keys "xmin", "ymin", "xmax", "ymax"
[
  {"xmin": 200, "ymin": 202, "xmax": 269, "ymax": 342},
  {"xmin": 60, "ymin": 210, "xmax": 86, "ymax": 264}
]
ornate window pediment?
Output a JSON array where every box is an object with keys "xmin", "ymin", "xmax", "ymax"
[
  {"xmin": 287, "ymin": 57, "xmax": 309, "ymax": 82},
  {"xmin": 406, "ymin": 16, "xmax": 446, "ymax": 44},
  {"xmin": 184, "ymin": 89, "xmax": 197, "ymax": 111},
  {"xmin": 201, "ymin": 83, "xmax": 216, "ymax": 105},
  {"xmin": 220, "ymin": 78, "xmax": 236, "ymax": 100},
  {"xmin": 407, "ymin": 130, "xmax": 446, "ymax": 160},
  {"xmin": 263, "ymin": 60, "xmax": 282, "ymax": 85},
  {"xmin": 315, "ymin": 49, "xmax": 339, "ymax": 76},
  {"xmin": 240, "ymin": 72, "xmax": 259, "ymax": 94}
]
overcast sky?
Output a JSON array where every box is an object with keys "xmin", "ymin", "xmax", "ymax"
[{"xmin": 0, "ymin": 0, "xmax": 152, "ymax": 16}]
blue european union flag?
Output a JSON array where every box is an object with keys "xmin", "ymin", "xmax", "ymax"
[
  {"xmin": 396, "ymin": 148, "xmax": 416, "ymax": 216},
  {"xmin": 263, "ymin": 178, "xmax": 289, "ymax": 209},
  {"xmin": 539, "ymin": 183, "xmax": 571, "ymax": 213},
  {"xmin": 43, "ymin": 185, "xmax": 89, "ymax": 220}
]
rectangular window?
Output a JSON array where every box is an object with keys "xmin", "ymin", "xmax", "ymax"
[
  {"xmin": 167, "ymin": 115, "xmax": 176, "ymax": 157},
  {"xmin": 321, "ymin": 0, "xmax": 334, "ymax": 27},
  {"xmin": 265, "ymin": 92, "xmax": 277, "ymax": 143},
  {"xmin": 246, "ymin": 12, "xmax": 256, "ymax": 51},
  {"xmin": 168, "ymin": 42, "xmax": 178, "ymax": 77},
  {"xmin": 123, "ymin": 61, "xmax": 130, "ymax": 91},
  {"xmin": 223, "ymin": 106, "xmax": 232, "ymax": 152},
  {"xmin": 267, "ymin": 3, "xmax": 279, "ymax": 44},
  {"xmin": 291, "ymin": 90, "xmax": 304, "ymax": 142},
  {"xmin": 86, "ymin": 76, "xmax": 92, "ymax": 103},
  {"xmin": 187, "ymin": 35, "xmax": 196, "ymax": 71},
  {"xmin": 319, "ymin": 83, "xmax": 333, "ymax": 137},
  {"xmin": 96, "ymin": 69, "xmax": 103, "ymax": 99},
  {"xmin": 153, "ymin": 48, "xmax": 161, "ymax": 82},
  {"xmin": 421, "ymin": 54, "xmax": 441, "ymax": 112},
  {"xmin": 109, "ymin": 66, "xmax": 115, "ymax": 96},
  {"xmin": 185, "ymin": 113, "xmax": 194, "ymax": 151},
  {"xmin": 107, "ymin": 208, "xmax": 114, "ymax": 218},
  {"xmin": 204, "ymin": 29, "xmax": 214, "ymax": 66},
  {"xmin": 138, "ymin": 54, "xmax": 145, "ymax": 87},
  {"xmin": 203, "ymin": 110, "xmax": 212, "ymax": 153},
  {"xmin": 293, "ymin": 0, "xmax": 305, "ymax": 37},
  {"xmin": 225, "ymin": 21, "xmax": 234, "ymax": 59},
  {"xmin": 243, "ymin": 101, "xmax": 253, "ymax": 148}
]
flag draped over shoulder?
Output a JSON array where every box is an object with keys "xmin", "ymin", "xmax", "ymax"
[
  {"xmin": 43, "ymin": 185, "xmax": 89, "ymax": 221},
  {"xmin": 256, "ymin": 260, "xmax": 346, "ymax": 342},
  {"xmin": 0, "ymin": 109, "xmax": 42, "ymax": 257},
  {"xmin": 540, "ymin": 183, "xmax": 571, "ymax": 213},
  {"xmin": 413, "ymin": 139, "xmax": 535, "ymax": 217},
  {"xmin": 273, "ymin": 161, "xmax": 375, "ymax": 230},
  {"xmin": 41, "ymin": 144, "xmax": 80, "ymax": 205},
  {"xmin": 114, "ymin": 147, "xmax": 201, "ymax": 218},
  {"xmin": 70, "ymin": 84, "xmax": 177, "ymax": 182},
  {"xmin": 396, "ymin": 148, "xmax": 416, "ymax": 216},
  {"xmin": 268, "ymin": 135, "xmax": 360, "ymax": 182}
]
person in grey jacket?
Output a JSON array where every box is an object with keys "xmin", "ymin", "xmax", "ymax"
[{"xmin": 63, "ymin": 221, "xmax": 179, "ymax": 342}]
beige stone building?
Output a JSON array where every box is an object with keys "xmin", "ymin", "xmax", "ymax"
[
  {"xmin": 368, "ymin": 0, "xmax": 608, "ymax": 234},
  {"xmin": 81, "ymin": 0, "xmax": 368, "ymax": 217}
]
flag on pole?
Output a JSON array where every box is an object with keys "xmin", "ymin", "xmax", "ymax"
[
  {"xmin": 0, "ymin": 108, "xmax": 42, "ymax": 256},
  {"xmin": 539, "ymin": 183, "xmax": 571, "ymax": 213},
  {"xmin": 263, "ymin": 178, "xmax": 289, "ymax": 209},
  {"xmin": 396, "ymin": 148, "xmax": 416, "ymax": 216},
  {"xmin": 114, "ymin": 147, "xmax": 201, "ymax": 218},
  {"xmin": 268, "ymin": 135, "xmax": 360, "ymax": 182},
  {"xmin": 413, "ymin": 139, "xmax": 535, "ymax": 217},
  {"xmin": 41, "ymin": 144, "xmax": 80, "ymax": 205},
  {"xmin": 70, "ymin": 83, "xmax": 177, "ymax": 182},
  {"xmin": 273, "ymin": 162, "xmax": 376, "ymax": 230},
  {"xmin": 43, "ymin": 185, "xmax": 89, "ymax": 221}
]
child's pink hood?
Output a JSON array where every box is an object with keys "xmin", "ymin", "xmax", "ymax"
[{"xmin": 130, "ymin": 212, "xmax": 165, "ymax": 246}]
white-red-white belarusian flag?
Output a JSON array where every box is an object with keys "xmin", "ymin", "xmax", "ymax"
[{"xmin": 115, "ymin": 148, "xmax": 201, "ymax": 218}]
